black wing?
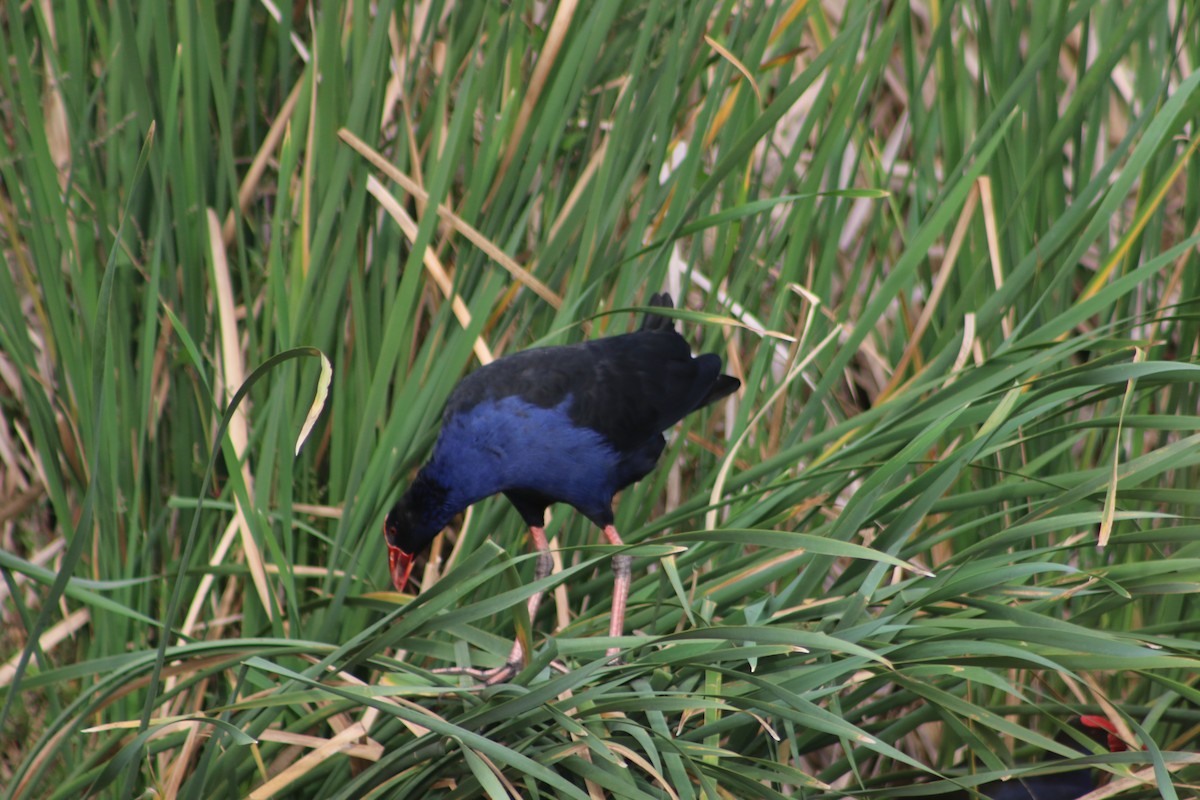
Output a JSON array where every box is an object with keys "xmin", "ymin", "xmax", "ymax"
[
  {"xmin": 570, "ymin": 330, "xmax": 736, "ymax": 451},
  {"xmin": 443, "ymin": 294, "xmax": 738, "ymax": 452}
]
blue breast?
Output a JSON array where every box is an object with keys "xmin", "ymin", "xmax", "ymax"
[{"xmin": 424, "ymin": 395, "xmax": 622, "ymax": 521}]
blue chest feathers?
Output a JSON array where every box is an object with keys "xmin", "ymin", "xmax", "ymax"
[{"xmin": 425, "ymin": 395, "xmax": 622, "ymax": 519}]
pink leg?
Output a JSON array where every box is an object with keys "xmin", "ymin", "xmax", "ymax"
[{"xmin": 603, "ymin": 524, "xmax": 630, "ymax": 661}]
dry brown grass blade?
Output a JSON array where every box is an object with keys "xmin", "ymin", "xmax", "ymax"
[
  {"xmin": 705, "ymin": 34, "xmax": 763, "ymax": 106},
  {"xmin": 1077, "ymin": 757, "xmax": 1200, "ymax": 799},
  {"xmin": 163, "ymin": 714, "xmax": 208, "ymax": 798},
  {"xmin": 11, "ymin": 712, "xmax": 77, "ymax": 799},
  {"xmin": 977, "ymin": 175, "xmax": 1012, "ymax": 339},
  {"xmin": 770, "ymin": 0, "xmax": 815, "ymax": 45},
  {"xmin": 365, "ymin": 174, "xmax": 495, "ymax": 365},
  {"xmin": 702, "ymin": 83, "xmax": 742, "ymax": 152},
  {"xmin": 12, "ymin": 654, "xmax": 251, "ymax": 798},
  {"xmin": 380, "ymin": 7, "xmax": 406, "ymax": 133},
  {"xmin": 948, "ymin": 312, "xmax": 978, "ymax": 380},
  {"xmin": 487, "ymin": 0, "xmax": 579, "ymax": 208},
  {"xmin": 1099, "ymin": 346, "xmax": 1144, "ymax": 548},
  {"xmin": 222, "ymin": 77, "xmax": 304, "ymax": 245},
  {"xmin": 310, "ymin": 656, "xmax": 435, "ymax": 740},
  {"xmin": 199, "ymin": 209, "xmax": 275, "ymax": 628},
  {"xmin": 879, "ymin": 180, "xmax": 980, "ymax": 402},
  {"xmin": 546, "ymin": 131, "xmax": 611, "ymax": 246},
  {"xmin": 256, "ymin": 729, "xmax": 383, "ymax": 761},
  {"xmin": 706, "ymin": 551, "xmax": 814, "ymax": 599},
  {"xmin": 181, "ymin": 516, "xmax": 247, "ymax": 636},
  {"xmin": 548, "ymin": 532, "xmax": 570, "ymax": 633},
  {"xmin": 300, "ymin": 40, "xmax": 318, "ymax": 279},
  {"xmin": 0, "ymin": 607, "xmax": 87, "ymax": 687},
  {"xmin": 39, "ymin": 0, "xmax": 76, "ymax": 268},
  {"xmin": 460, "ymin": 743, "xmax": 524, "ymax": 797},
  {"xmin": 256, "ymin": 0, "xmax": 312, "ymax": 61},
  {"xmin": 38, "ymin": 0, "xmax": 69, "ymax": 183},
  {"xmin": 339, "ymin": 128, "xmax": 562, "ymax": 308},
  {"xmin": 290, "ymin": 502, "xmax": 342, "ymax": 518},
  {"xmin": 247, "ymin": 722, "xmax": 374, "ymax": 799},
  {"xmin": 1079, "ymin": 133, "xmax": 1200, "ymax": 304}
]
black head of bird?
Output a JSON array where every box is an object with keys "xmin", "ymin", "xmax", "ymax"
[{"xmin": 384, "ymin": 471, "xmax": 450, "ymax": 591}]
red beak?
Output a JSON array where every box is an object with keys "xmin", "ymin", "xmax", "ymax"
[
  {"xmin": 1079, "ymin": 714, "xmax": 1129, "ymax": 752},
  {"xmin": 388, "ymin": 544, "xmax": 415, "ymax": 592}
]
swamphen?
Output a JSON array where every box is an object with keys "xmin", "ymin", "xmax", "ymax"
[
  {"xmin": 916, "ymin": 715, "xmax": 1129, "ymax": 799},
  {"xmin": 384, "ymin": 293, "xmax": 739, "ymax": 681}
]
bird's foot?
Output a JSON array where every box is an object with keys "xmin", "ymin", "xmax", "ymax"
[
  {"xmin": 434, "ymin": 661, "xmax": 519, "ymax": 686},
  {"xmin": 606, "ymin": 647, "xmax": 624, "ymax": 667},
  {"xmin": 433, "ymin": 658, "xmax": 572, "ymax": 687}
]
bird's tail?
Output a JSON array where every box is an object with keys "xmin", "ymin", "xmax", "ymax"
[
  {"xmin": 702, "ymin": 373, "xmax": 741, "ymax": 407},
  {"xmin": 688, "ymin": 355, "xmax": 740, "ymax": 410},
  {"xmin": 641, "ymin": 292, "xmax": 675, "ymax": 332}
]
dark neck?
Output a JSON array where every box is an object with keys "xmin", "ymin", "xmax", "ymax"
[
  {"xmin": 392, "ymin": 470, "xmax": 460, "ymax": 553},
  {"xmin": 392, "ymin": 449, "xmax": 508, "ymax": 554},
  {"xmin": 423, "ymin": 446, "xmax": 506, "ymax": 515}
]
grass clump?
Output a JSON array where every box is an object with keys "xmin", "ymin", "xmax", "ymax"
[{"xmin": 1, "ymin": 1, "xmax": 1198, "ymax": 797}]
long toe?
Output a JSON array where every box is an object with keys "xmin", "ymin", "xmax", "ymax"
[{"xmin": 434, "ymin": 661, "xmax": 521, "ymax": 687}]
